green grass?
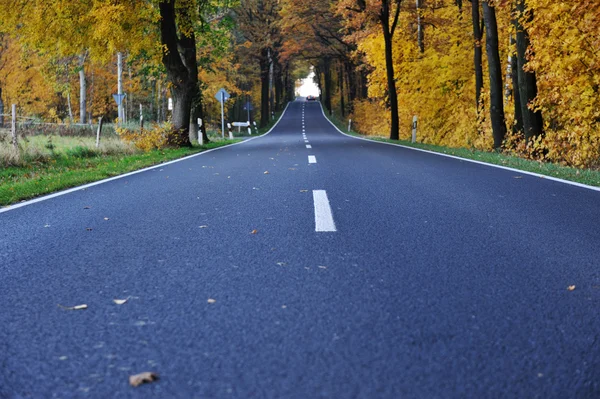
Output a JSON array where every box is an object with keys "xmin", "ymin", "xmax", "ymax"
[
  {"xmin": 0, "ymin": 140, "xmax": 239, "ymax": 207},
  {"xmin": 324, "ymin": 111, "xmax": 600, "ymax": 188}
]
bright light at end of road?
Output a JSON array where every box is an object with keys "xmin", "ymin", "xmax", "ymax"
[{"xmin": 297, "ymin": 71, "xmax": 320, "ymax": 98}]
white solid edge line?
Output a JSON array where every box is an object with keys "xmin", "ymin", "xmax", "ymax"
[
  {"xmin": 319, "ymin": 102, "xmax": 600, "ymax": 193},
  {"xmin": 0, "ymin": 102, "xmax": 294, "ymax": 214},
  {"xmin": 313, "ymin": 190, "xmax": 337, "ymax": 232},
  {"xmin": 308, "ymin": 155, "xmax": 317, "ymax": 164}
]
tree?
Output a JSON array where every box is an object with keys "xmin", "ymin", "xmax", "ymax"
[
  {"xmin": 514, "ymin": 0, "xmax": 543, "ymax": 140},
  {"xmin": 471, "ymin": 0, "xmax": 484, "ymax": 109},
  {"xmin": 337, "ymin": 0, "xmax": 402, "ymax": 140},
  {"xmin": 482, "ymin": 0, "xmax": 506, "ymax": 148},
  {"xmin": 237, "ymin": 0, "xmax": 282, "ymax": 127}
]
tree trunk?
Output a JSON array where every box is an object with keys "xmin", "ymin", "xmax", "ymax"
[
  {"xmin": 472, "ymin": 0, "xmax": 484, "ymax": 108},
  {"xmin": 482, "ymin": 1, "xmax": 507, "ymax": 149},
  {"xmin": 382, "ymin": 26, "xmax": 400, "ymax": 140},
  {"xmin": 339, "ymin": 63, "xmax": 346, "ymax": 117},
  {"xmin": 0, "ymin": 87, "xmax": 4, "ymax": 126},
  {"xmin": 158, "ymin": 0, "xmax": 194, "ymax": 147},
  {"xmin": 260, "ymin": 48, "xmax": 270, "ymax": 128},
  {"xmin": 67, "ymin": 91, "xmax": 74, "ymax": 123},
  {"xmin": 515, "ymin": 0, "xmax": 543, "ymax": 140},
  {"xmin": 416, "ymin": 0, "xmax": 425, "ymax": 53},
  {"xmin": 275, "ymin": 68, "xmax": 283, "ymax": 111},
  {"xmin": 323, "ymin": 58, "xmax": 332, "ymax": 115},
  {"xmin": 510, "ymin": 38, "xmax": 524, "ymax": 134},
  {"xmin": 78, "ymin": 53, "xmax": 86, "ymax": 124}
]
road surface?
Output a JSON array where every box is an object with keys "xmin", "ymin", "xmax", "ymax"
[{"xmin": 2, "ymin": 98, "xmax": 600, "ymax": 398}]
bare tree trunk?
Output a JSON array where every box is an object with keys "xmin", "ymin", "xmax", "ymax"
[
  {"xmin": 482, "ymin": 1, "xmax": 507, "ymax": 149},
  {"xmin": 380, "ymin": 0, "xmax": 401, "ymax": 140},
  {"xmin": 472, "ymin": 0, "xmax": 484, "ymax": 108},
  {"xmin": 510, "ymin": 36, "xmax": 524, "ymax": 134},
  {"xmin": 67, "ymin": 91, "xmax": 74, "ymax": 123},
  {"xmin": 260, "ymin": 48, "xmax": 270, "ymax": 128},
  {"xmin": 515, "ymin": 0, "xmax": 543, "ymax": 140},
  {"xmin": 0, "ymin": 87, "xmax": 4, "ymax": 126},
  {"xmin": 416, "ymin": 0, "xmax": 425, "ymax": 53},
  {"xmin": 78, "ymin": 53, "xmax": 87, "ymax": 124},
  {"xmin": 158, "ymin": 0, "xmax": 194, "ymax": 146},
  {"xmin": 339, "ymin": 63, "xmax": 346, "ymax": 117},
  {"xmin": 322, "ymin": 58, "xmax": 333, "ymax": 115}
]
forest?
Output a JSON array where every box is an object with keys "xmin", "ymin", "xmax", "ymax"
[{"xmin": 0, "ymin": 0, "xmax": 598, "ymax": 168}]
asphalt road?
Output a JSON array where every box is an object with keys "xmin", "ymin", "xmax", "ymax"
[{"xmin": 2, "ymin": 98, "xmax": 600, "ymax": 398}]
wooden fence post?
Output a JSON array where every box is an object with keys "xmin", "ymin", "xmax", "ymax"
[
  {"xmin": 11, "ymin": 104, "xmax": 18, "ymax": 151},
  {"xmin": 96, "ymin": 116, "xmax": 104, "ymax": 148}
]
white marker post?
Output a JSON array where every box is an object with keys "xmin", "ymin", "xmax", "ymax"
[
  {"xmin": 348, "ymin": 119, "xmax": 352, "ymax": 132},
  {"xmin": 198, "ymin": 118, "xmax": 203, "ymax": 145},
  {"xmin": 227, "ymin": 123, "xmax": 233, "ymax": 140},
  {"xmin": 139, "ymin": 104, "xmax": 143, "ymax": 129},
  {"xmin": 412, "ymin": 116, "xmax": 418, "ymax": 143}
]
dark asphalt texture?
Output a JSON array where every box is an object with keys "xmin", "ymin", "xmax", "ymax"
[{"xmin": 2, "ymin": 98, "xmax": 600, "ymax": 398}]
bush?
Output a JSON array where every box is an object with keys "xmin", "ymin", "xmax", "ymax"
[{"xmin": 116, "ymin": 123, "xmax": 170, "ymax": 152}]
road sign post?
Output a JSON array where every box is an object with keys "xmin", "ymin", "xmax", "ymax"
[{"xmin": 215, "ymin": 88, "xmax": 230, "ymax": 139}]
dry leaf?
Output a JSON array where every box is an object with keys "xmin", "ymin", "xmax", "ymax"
[
  {"xmin": 104, "ymin": 217, "xmax": 110, "ymax": 221},
  {"xmin": 207, "ymin": 298, "xmax": 216, "ymax": 304},
  {"xmin": 84, "ymin": 206, "xmax": 91, "ymax": 209},
  {"xmin": 276, "ymin": 262, "xmax": 286, "ymax": 266},
  {"xmin": 513, "ymin": 176, "xmax": 523, "ymax": 179},
  {"xmin": 86, "ymin": 228, "xmax": 93, "ymax": 231},
  {"xmin": 300, "ymin": 190, "xmax": 308, "ymax": 193},
  {"xmin": 58, "ymin": 304, "xmax": 88, "ymax": 311},
  {"xmin": 113, "ymin": 297, "xmax": 130, "ymax": 305},
  {"xmin": 567, "ymin": 285, "xmax": 576, "ymax": 291},
  {"xmin": 318, "ymin": 266, "xmax": 327, "ymax": 269},
  {"xmin": 264, "ymin": 171, "xmax": 269, "ymax": 174},
  {"xmin": 250, "ymin": 229, "xmax": 258, "ymax": 234},
  {"xmin": 129, "ymin": 372, "xmax": 159, "ymax": 387},
  {"xmin": 199, "ymin": 225, "xmax": 209, "ymax": 229}
]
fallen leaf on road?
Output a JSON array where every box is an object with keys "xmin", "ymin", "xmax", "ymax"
[
  {"xmin": 129, "ymin": 372, "xmax": 159, "ymax": 387},
  {"xmin": 207, "ymin": 298, "xmax": 216, "ymax": 304},
  {"xmin": 276, "ymin": 262, "xmax": 286, "ymax": 266},
  {"xmin": 44, "ymin": 224, "xmax": 51, "ymax": 228},
  {"xmin": 251, "ymin": 229, "xmax": 258, "ymax": 234},
  {"xmin": 113, "ymin": 297, "xmax": 130, "ymax": 305},
  {"xmin": 318, "ymin": 266, "xmax": 327, "ymax": 269},
  {"xmin": 199, "ymin": 225, "xmax": 209, "ymax": 229},
  {"xmin": 86, "ymin": 228, "xmax": 93, "ymax": 231},
  {"xmin": 264, "ymin": 171, "xmax": 270, "ymax": 174},
  {"xmin": 300, "ymin": 190, "xmax": 308, "ymax": 193},
  {"xmin": 104, "ymin": 217, "xmax": 110, "ymax": 221},
  {"xmin": 513, "ymin": 176, "xmax": 523, "ymax": 179},
  {"xmin": 84, "ymin": 206, "xmax": 91, "ymax": 209},
  {"xmin": 58, "ymin": 304, "xmax": 88, "ymax": 311},
  {"xmin": 567, "ymin": 285, "xmax": 576, "ymax": 291}
]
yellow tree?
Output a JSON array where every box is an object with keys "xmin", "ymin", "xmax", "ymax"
[{"xmin": 336, "ymin": 0, "xmax": 402, "ymax": 140}]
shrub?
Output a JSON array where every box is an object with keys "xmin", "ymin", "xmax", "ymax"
[{"xmin": 116, "ymin": 123, "xmax": 170, "ymax": 152}]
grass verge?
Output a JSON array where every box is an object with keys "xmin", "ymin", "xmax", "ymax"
[
  {"xmin": 324, "ymin": 110, "xmax": 600, "ymax": 188},
  {"xmin": 0, "ymin": 140, "xmax": 239, "ymax": 207}
]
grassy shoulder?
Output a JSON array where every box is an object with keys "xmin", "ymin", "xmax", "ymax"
[
  {"xmin": 0, "ymin": 139, "xmax": 239, "ymax": 207},
  {"xmin": 324, "ymin": 110, "xmax": 600, "ymax": 188}
]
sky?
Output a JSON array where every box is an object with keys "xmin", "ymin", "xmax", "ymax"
[{"xmin": 296, "ymin": 71, "xmax": 320, "ymax": 98}]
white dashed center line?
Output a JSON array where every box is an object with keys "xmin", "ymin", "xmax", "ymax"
[
  {"xmin": 306, "ymin": 145, "xmax": 312, "ymax": 149},
  {"xmin": 313, "ymin": 190, "xmax": 337, "ymax": 232},
  {"xmin": 308, "ymin": 155, "xmax": 317, "ymax": 164}
]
